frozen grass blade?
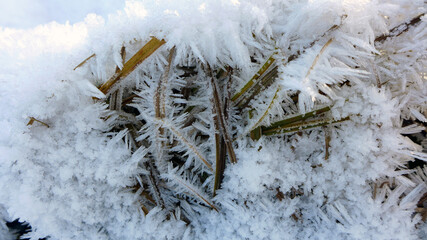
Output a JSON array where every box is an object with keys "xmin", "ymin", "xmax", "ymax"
[
  {"xmin": 231, "ymin": 53, "xmax": 276, "ymax": 102},
  {"xmin": 210, "ymin": 73, "xmax": 237, "ymax": 164},
  {"xmin": 232, "ymin": 18, "xmax": 345, "ymax": 110},
  {"xmin": 305, "ymin": 39, "xmax": 333, "ymax": 79},
  {"xmin": 212, "ymin": 98, "xmax": 227, "ymax": 195},
  {"xmin": 235, "ymin": 66, "xmax": 279, "ymax": 110},
  {"xmin": 110, "ymin": 46, "xmax": 126, "ymax": 111},
  {"xmin": 249, "ymin": 86, "xmax": 281, "ymax": 132},
  {"xmin": 262, "ymin": 117, "xmax": 350, "ymax": 136},
  {"xmin": 99, "ymin": 37, "xmax": 166, "ymax": 94},
  {"xmin": 73, "ymin": 53, "xmax": 95, "ymax": 70},
  {"xmin": 262, "ymin": 105, "xmax": 332, "ymax": 132},
  {"xmin": 155, "ymin": 47, "xmax": 175, "ymax": 119},
  {"xmin": 375, "ymin": 13, "xmax": 425, "ymax": 43}
]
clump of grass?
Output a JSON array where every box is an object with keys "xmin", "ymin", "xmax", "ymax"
[{"xmin": 66, "ymin": 13, "xmax": 426, "ymax": 220}]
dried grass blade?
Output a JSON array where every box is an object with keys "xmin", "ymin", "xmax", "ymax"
[
  {"xmin": 27, "ymin": 117, "xmax": 49, "ymax": 128},
  {"xmin": 210, "ymin": 75, "xmax": 237, "ymax": 164},
  {"xmin": 73, "ymin": 53, "xmax": 95, "ymax": 70},
  {"xmin": 155, "ymin": 47, "xmax": 175, "ymax": 119},
  {"xmin": 324, "ymin": 127, "xmax": 331, "ymax": 160},
  {"xmin": 235, "ymin": 66, "xmax": 278, "ymax": 109},
  {"xmin": 231, "ymin": 53, "xmax": 276, "ymax": 102},
  {"xmin": 99, "ymin": 37, "xmax": 166, "ymax": 94},
  {"xmin": 305, "ymin": 39, "xmax": 333, "ymax": 79},
  {"xmin": 249, "ymin": 86, "xmax": 281, "ymax": 132},
  {"xmin": 263, "ymin": 105, "xmax": 332, "ymax": 132},
  {"xmin": 213, "ymin": 108, "xmax": 226, "ymax": 196},
  {"xmin": 262, "ymin": 117, "xmax": 350, "ymax": 136},
  {"xmin": 375, "ymin": 13, "xmax": 425, "ymax": 43},
  {"xmin": 140, "ymin": 202, "xmax": 150, "ymax": 215}
]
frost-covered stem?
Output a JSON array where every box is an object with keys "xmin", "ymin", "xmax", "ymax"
[
  {"xmin": 155, "ymin": 47, "xmax": 175, "ymax": 119},
  {"xmin": 262, "ymin": 116, "xmax": 350, "ymax": 136},
  {"xmin": 73, "ymin": 53, "xmax": 95, "ymax": 71},
  {"xmin": 146, "ymin": 160, "xmax": 165, "ymax": 208},
  {"xmin": 126, "ymin": 124, "xmax": 165, "ymax": 209},
  {"xmin": 262, "ymin": 105, "xmax": 332, "ymax": 131},
  {"xmin": 213, "ymin": 68, "xmax": 232, "ymax": 195},
  {"xmin": 231, "ymin": 53, "xmax": 276, "ymax": 103},
  {"xmin": 152, "ymin": 47, "xmax": 175, "ymax": 174},
  {"xmin": 209, "ymin": 70, "xmax": 237, "ymax": 164},
  {"xmin": 305, "ymin": 39, "xmax": 333, "ymax": 79},
  {"xmin": 375, "ymin": 13, "xmax": 425, "ymax": 43},
  {"xmin": 109, "ymin": 46, "xmax": 126, "ymax": 111}
]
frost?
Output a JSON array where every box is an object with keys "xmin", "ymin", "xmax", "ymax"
[{"xmin": 1, "ymin": 0, "xmax": 427, "ymax": 239}]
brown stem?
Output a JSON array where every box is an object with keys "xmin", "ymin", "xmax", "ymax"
[
  {"xmin": 375, "ymin": 13, "xmax": 425, "ymax": 43},
  {"xmin": 209, "ymin": 70, "xmax": 237, "ymax": 164}
]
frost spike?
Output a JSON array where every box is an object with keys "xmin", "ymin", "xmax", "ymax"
[
  {"xmin": 172, "ymin": 174, "xmax": 218, "ymax": 212},
  {"xmin": 99, "ymin": 37, "xmax": 166, "ymax": 94},
  {"xmin": 157, "ymin": 118, "xmax": 213, "ymax": 171}
]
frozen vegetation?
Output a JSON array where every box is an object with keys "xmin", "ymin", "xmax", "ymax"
[{"xmin": 0, "ymin": 0, "xmax": 426, "ymax": 239}]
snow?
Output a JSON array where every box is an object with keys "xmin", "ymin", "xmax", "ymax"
[{"xmin": 0, "ymin": 0, "xmax": 426, "ymax": 239}]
